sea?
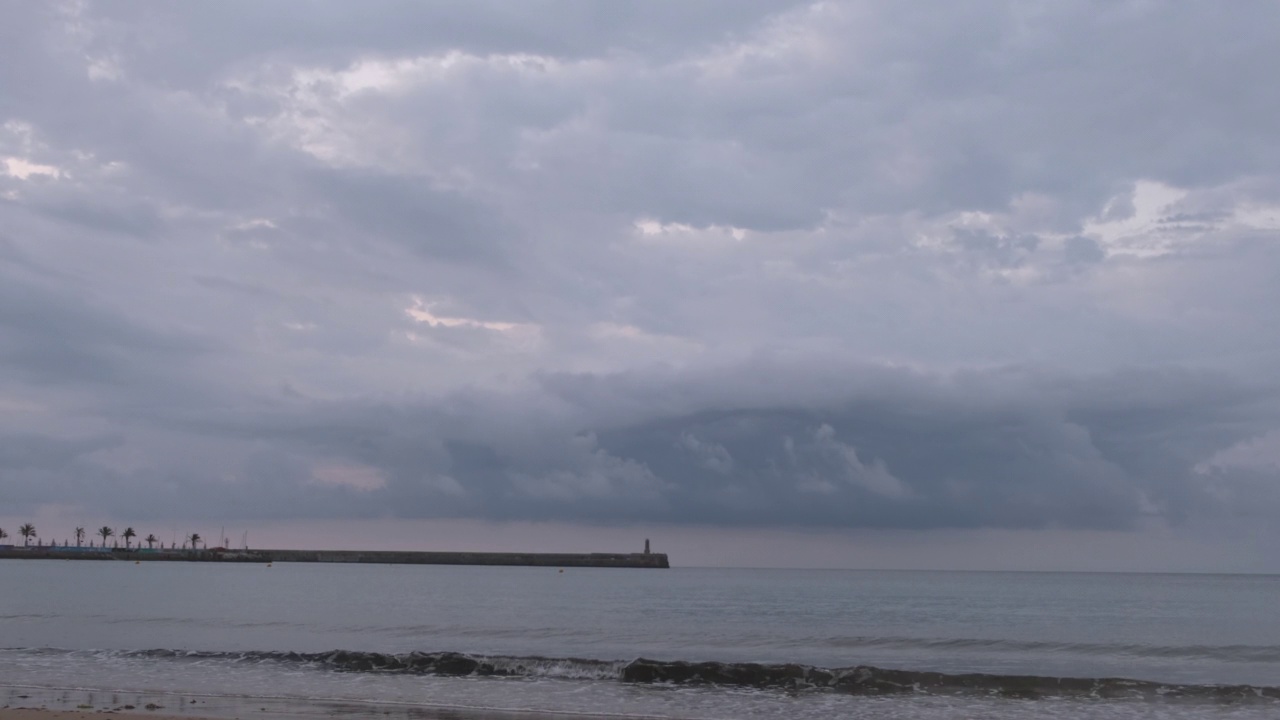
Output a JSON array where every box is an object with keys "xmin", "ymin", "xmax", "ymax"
[{"xmin": 2, "ymin": 560, "xmax": 1279, "ymax": 719}]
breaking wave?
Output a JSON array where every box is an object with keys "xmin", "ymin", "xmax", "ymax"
[{"xmin": 19, "ymin": 647, "xmax": 1274, "ymax": 703}]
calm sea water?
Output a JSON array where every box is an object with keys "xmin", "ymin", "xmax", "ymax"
[{"xmin": 2, "ymin": 560, "xmax": 1278, "ymax": 719}]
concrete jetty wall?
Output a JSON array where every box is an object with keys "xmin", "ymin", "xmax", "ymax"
[
  {"xmin": 0, "ymin": 546, "xmax": 670, "ymax": 568},
  {"xmin": 263, "ymin": 549, "xmax": 669, "ymax": 568}
]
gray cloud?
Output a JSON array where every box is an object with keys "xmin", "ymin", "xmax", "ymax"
[
  {"xmin": 305, "ymin": 169, "xmax": 515, "ymax": 265},
  {"xmin": 0, "ymin": 267, "xmax": 207, "ymax": 390},
  {"xmin": 1, "ymin": 2, "xmax": 1278, "ymax": 564},
  {"xmin": 5, "ymin": 359, "xmax": 1272, "ymax": 536}
]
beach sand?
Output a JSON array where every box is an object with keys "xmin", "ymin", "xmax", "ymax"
[
  {"xmin": 0, "ymin": 707, "xmax": 542, "ymax": 712},
  {"xmin": 0, "ymin": 707, "xmax": 560, "ymax": 712},
  {"xmin": 1, "ymin": 707, "xmax": 195, "ymax": 712},
  {"xmin": 0, "ymin": 707, "xmax": 584, "ymax": 720},
  {"xmin": 1, "ymin": 688, "xmax": 606, "ymax": 720}
]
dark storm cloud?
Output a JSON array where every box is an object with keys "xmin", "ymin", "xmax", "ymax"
[
  {"xmin": 13, "ymin": 359, "xmax": 1268, "ymax": 532},
  {"xmin": 1, "ymin": 1, "xmax": 1278, "ymax": 545}
]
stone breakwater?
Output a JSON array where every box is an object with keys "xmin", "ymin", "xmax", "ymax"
[
  {"xmin": 0, "ymin": 547, "xmax": 669, "ymax": 568},
  {"xmin": 263, "ymin": 549, "xmax": 669, "ymax": 568}
]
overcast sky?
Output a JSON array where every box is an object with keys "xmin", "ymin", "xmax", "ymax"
[{"xmin": 2, "ymin": 1, "xmax": 1279, "ymax": 570}]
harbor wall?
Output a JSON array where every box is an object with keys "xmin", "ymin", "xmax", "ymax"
[{"xmin": 0, "ymin": 547, "xmax": 670, "ymax": 569}]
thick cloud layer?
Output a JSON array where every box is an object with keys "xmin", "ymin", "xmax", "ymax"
[{"xmin": 2, "ymin": 2, "xmax": 1279, "ymax": 555}]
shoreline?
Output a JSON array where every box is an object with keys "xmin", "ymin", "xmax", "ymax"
[{"xmin": 1, "ymin": 686, "xmax": 637, "ymax": 720}]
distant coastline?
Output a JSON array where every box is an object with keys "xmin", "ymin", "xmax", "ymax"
[{"xmin": 0, "ymin": 545, "xmax": 669, "ymax": 569}]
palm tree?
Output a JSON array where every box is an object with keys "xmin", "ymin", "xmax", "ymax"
[
  {"xmin": 122, "ymin": 527, "xmax": 136, "ymax": 549},
  {"xmin": 98, "ymin": 526, "xmax": 114, "ymax": 547},
  {"xmin": 144, "ymin": 534, "xmax": 157, "ymax": 549},
  {"xmin": 75, "ymin": 527, "xmax": 85, "ymax": 547},
  {"xmin": 0, "ymin": 528, "xmax": 7, "ymax": 542},
  {"xmin": 187, "ymin": 533, "xmax": 202, "ymax": 550},
  {"xmin": 19, "ymin": 523, "xmax": 36, "ymax": 547}
]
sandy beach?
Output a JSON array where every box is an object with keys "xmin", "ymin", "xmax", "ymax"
[
  {"xmin": 0, "ymin": 707, "xmax": 581, "ymax": 720},
  {"xmin": 1, "ymin": 713, "xmax": 198, "ymax": 720},
  {"xmin": 0, "ymin": 709, "xmax": 585, "ymax": 720},
  {"xmin": 0, "ymin": 712, "xmax": 538, "ymax": 720},
  {"xmin": 1, "ymin": 687, "xmax": 609, "ymax": 720}
]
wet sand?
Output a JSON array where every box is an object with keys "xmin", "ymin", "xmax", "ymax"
[
  {"xmin": 0, "ymin": 707, "xmax": 595, "ymax": 720},
  {"xmin": 0, "ymin": 708, "xmax": 413, "ymax": 720},
  {"xmin": 1, "ymin": 687, "xmax": 604, "ymax": 720},
  {"xmin": 0, "ymin": 712, "xmax": 574, "ymax": 720},
  {"xmin": 1, "ymin": 713, "xmax": 195, "ymax": 720},
  {"xmin": 2, "ymin": 713, "xmax": 157, "ymax": 720}
]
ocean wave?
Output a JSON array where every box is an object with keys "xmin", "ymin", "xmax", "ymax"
[{"xmin": 11, "ymin": 648, "xmax": 1272, "ymax": 703}]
